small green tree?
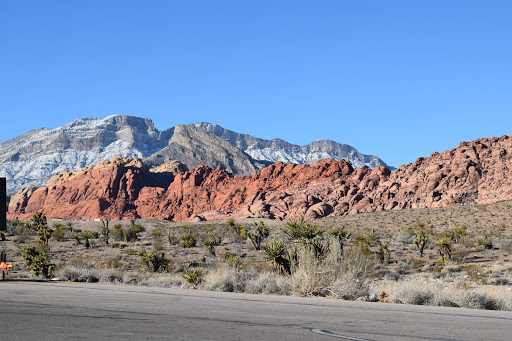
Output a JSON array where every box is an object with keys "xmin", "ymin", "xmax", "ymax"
[
  {"xmin": 22, "ymin": 212, "xmax": 54, "ymax": 278},
  {"xmin": 407, "ymin": 221, "xmax": 432, "ymax": 258},
  {"xmin": 453, "ymin": 225, "xmax": 468, "ymax": 243},
  {"xmin": 377, "ymin": 242, "xmax": 391, "ymax": 264},
  {"xmin": 22, "ymin": 246, "xmax": 53, "ymax": 278},
  {"xmin": 31, "ymin": 212, "xmax": 53, "ymax": 253},
  {"xmin": 124, "ymin": 219, "xmax": 145, "ymax": 242},
  {"xmin": 475, "ymin": 236, "xmax": 493, "ymax": 249},
  {"xmin": 242, "ymin": 221, "xmax": 270, "ymax": 250}
]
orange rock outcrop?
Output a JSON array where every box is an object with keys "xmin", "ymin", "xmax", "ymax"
[{"xmin": 8, "ymin": 135, "xmax": 512, "ymax": 221}]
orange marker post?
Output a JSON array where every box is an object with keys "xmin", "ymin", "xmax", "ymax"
[{"xmin": 0, "ymin": 261, "xmax": 13, "ymax": 280}]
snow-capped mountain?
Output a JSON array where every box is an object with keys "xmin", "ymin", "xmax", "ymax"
[
  {"xmin": 190, "ymin": 122, "xmax": 390, "ymax": 169},
  {"xmin": 0, "ymin": 116, "xmax": 170, "ymax": 194},
  {"xmin": 0, "ymin": 116, "xmax": 392, "ymax": 195}
]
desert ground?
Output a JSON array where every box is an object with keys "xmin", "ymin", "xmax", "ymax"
[{"xmin": 1, "ymin": 200, "xmax": 512, "ymax": 311}]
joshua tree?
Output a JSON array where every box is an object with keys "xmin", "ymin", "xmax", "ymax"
[
  {"xmin": 202, "ymin": 236, "xmax": 221, "ymax": 258},
  {"xmin": 82, "ymin": 231, "xmax": 92, "ymax": 249},
  {"xmin": 242, "ymin": 221, "xmax": 270, "ymax": 250},
  {"xmin": 99, "ymin": 218, "xmax": 110, "ymax": 244},
  {"xmin": 31, "ymin": 212, "xmax": 52, "ymax": 253},
  {"xmin": 436, "ymin": 237, "xmax": 452, "ymax": 260}
]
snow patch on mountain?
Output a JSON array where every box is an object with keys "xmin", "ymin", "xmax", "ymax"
[{"xmin": 0, "ymin": 140, "xmax": 143, "ymax": 194}]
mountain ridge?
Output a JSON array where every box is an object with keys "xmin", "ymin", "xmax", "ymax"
[
  {"xmin": 8, "ymin": 133, "xmax": 512, "ymax": 221},
  {"xmin": 0, "ymin": 115, "xmax": 391, "ymax": 195}
]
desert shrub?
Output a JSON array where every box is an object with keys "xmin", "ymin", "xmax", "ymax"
[
  {"xmin": 354, "ymin": 230, "xmax": 378, "ymax": 251},
  {"xmin": 204, "ymin": 265, "xmax": 254, "ymax": 292},
  {"xmin": 223, "ymin": 253, "xmax": 244, "ymax": 270},
  {"xmin": 377, "ymin": 242, "xmax": 391, "ymax": 264},
  {"xmin": 52, "ymin": 227, "xmax": 66, "ymax": 241},
  {"xmin": 57, "ymin": 266, "xmax": 123, "ymax": 284},
  {"xmin": 124, "ymin": 220, "xmax": 145, "ymax": 242},
  {"xmin": 82, "ymin": 231, "xmax": 93, "ymax": 248},
  {"xmin": 58, "ymin": 266, "xmax": 99, "ymax": 282},
  {"xmin": 99, "ymin": 257, "xmax": 123, "ymax": 269},
  {"xmin": 391, "ymin": 280, "xmax": 436, "ymax": 305},
  {"xmin": 291, "ymin": 245, "xmax": 329, "ymax": 296},
  {"xmin": 407, "ymin": 222, "xmax": 432, "ymax": 258},
  {"xmin": 463, "ymin": 264, "xmax": 489, "ymax": 283},
  {"xmin": 327, "ymin": 247, "xmax": 377, "ymax": 300},
  {"xmin": 31, "ymin": 212, "xmax": 53, "ymax": 253},
  {"xmin": 111, "ymin": 223, "xmax": 124, "ymax": 241},
  {"xmin": 453, "ymin": 225, "xmax": 468, "ymax": 243},
  {"xmin": 71, "ymin": 233, "xmax": 81, "ymax": 245},
  {"xmin": 327, "ymin": 226, "xmax": 350, "ymax": 255},
  {"xmin": 246, "ymin": 272, "xmax": 293, "ymax": 295},
  {"xmin": 61, "ymin": 222, "xmax": 73, "ymax": 232},
  {"xmin": 436, "ymin": 237, "xmax": 452, "ymax": 260}
]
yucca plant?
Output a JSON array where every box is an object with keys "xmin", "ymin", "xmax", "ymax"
[
  {"xmin": 82, "ymin": 231, "xmax": 92, "ymax": 249},
  {"xmin": 180, "ymin": 229, "xmax": 197, "ymax": 248},
  {"xmin": 137, "ymin": 250, "xmax": 170, "ymax": 272},
  {"xmin": 180, "ymin": 267, "xmax": 203, "ymax": 288},
  {"xmin": 283, "ymin": 218, "xmax": 323, "ymax": 245},
  {"xmin": 262, "ymin": 239, "xmax": 290, "ymax": 274},
  {"xmin": 475, "ymin": 236, "xmax": 493, "ymax": 249}
]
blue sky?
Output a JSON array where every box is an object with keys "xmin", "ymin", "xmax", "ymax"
[{"xmin": 1, "ymin": 1, "xmax": 511, "ymax": 168}]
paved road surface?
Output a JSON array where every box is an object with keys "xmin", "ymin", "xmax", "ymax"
[{"xmin": 0, "ymin": 281, "xmax": 510, "ymax": 340}]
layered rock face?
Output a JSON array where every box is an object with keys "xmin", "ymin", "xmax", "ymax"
[{"xmin": 8, "ymin": 135, "xmax": 512, "ymax": 221}]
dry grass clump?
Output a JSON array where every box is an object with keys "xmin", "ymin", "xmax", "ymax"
[
  {"xmin": 378, "ymin": 278, "xmax": 512, "ymax": 311},
  {"xmin": 245, "ymin": 272, "xmax": 293, "ymax": 295},
  {"xmin": 204, "ymin": 265, "xmax": 293, "ymax": 295},
  {"xmin": 56, "ymin": 266, "xmax": 124, "ymax": 284}
]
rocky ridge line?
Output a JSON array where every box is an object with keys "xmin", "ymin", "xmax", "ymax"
[{"xmin": 7, "ymin": 134, "xmax": 512, "ymax": 221}]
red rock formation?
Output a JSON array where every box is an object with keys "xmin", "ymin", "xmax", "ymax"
[{"xmin": 8, "ymin": 135, "xmax": 512, "ymax": 221}]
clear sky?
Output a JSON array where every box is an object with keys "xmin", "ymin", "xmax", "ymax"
[{"xmin": 1, "ymin": 1, "xmax": 511, "ymax": 168}]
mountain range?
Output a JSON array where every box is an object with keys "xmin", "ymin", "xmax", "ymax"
[
  {"xmin": 8, "ymin": 134, "xmax": 512, "ymax": 221},
  {"xmin": 0, "ymin": 115, "xmax": 390, "ymax": 195}
]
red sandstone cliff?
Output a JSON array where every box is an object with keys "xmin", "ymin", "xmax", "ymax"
[{"xmin": 8, "ymin": 135, "xmax": 512, "ymax": 221}]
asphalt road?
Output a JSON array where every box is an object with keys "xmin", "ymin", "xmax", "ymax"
[{"xmin": 0, "ymin": 281, "xmax": 510, "ymax": 340}]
